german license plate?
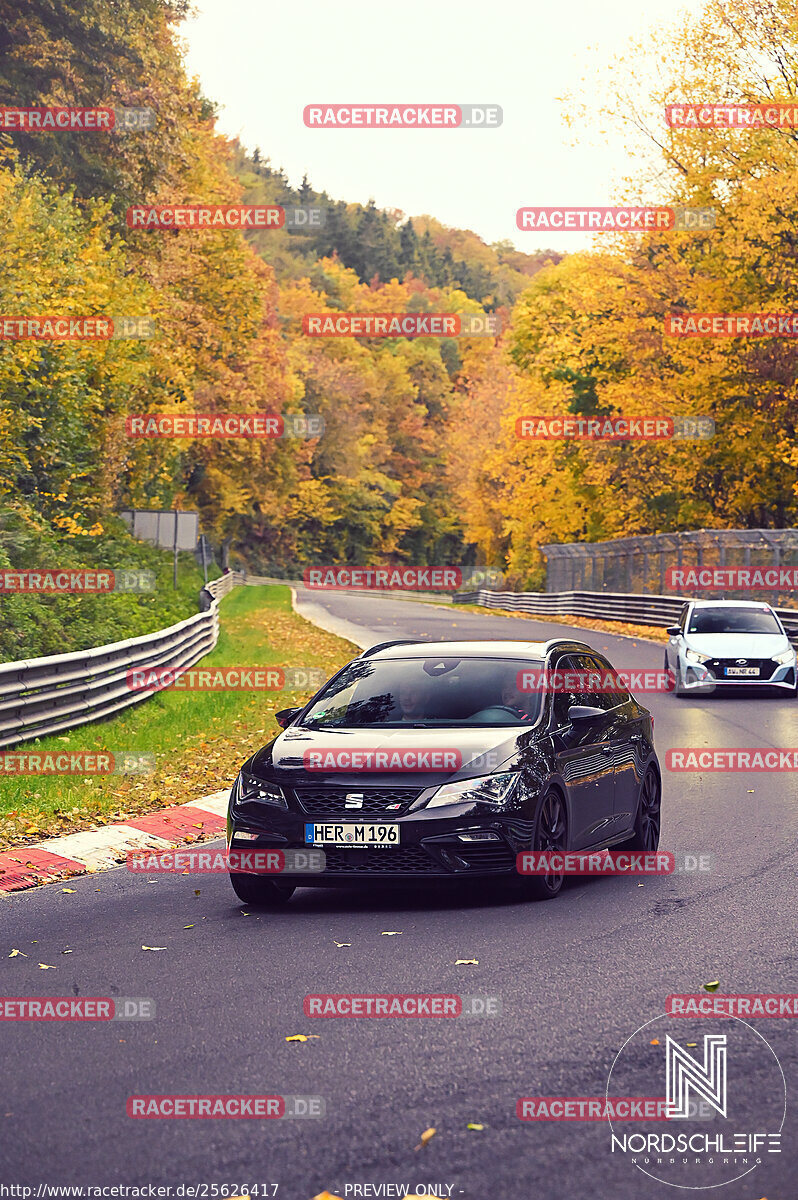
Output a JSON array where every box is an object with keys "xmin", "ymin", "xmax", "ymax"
[
  {"xmin": 304, "ymin": 823, "xmax": 400, "ymax": 847},
  {"xmin": 724, "ymin": 667, "xmax": 759, "ymax": 677}
]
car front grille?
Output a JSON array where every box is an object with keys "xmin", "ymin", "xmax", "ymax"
[
  {"xmin": 321, "ymin": 846, "xmax": 442, "ymax": 874},
  {"xmin": 293, "ymin": 786, "xmax": 422, "ymax": 816}
]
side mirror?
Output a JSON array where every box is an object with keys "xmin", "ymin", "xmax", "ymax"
[
  {"xmin": 567, "ymin": 704, "xmax": 606, "ymax": 723},
  {"xmin": 275, "ymin": 706, "xmax": 301, "ymax": 729},
  {"xmin": 666, "ymin": 625, "xmax": 681, "ymax": 637}
]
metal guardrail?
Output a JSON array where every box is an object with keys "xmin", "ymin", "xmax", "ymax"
[
  {"xmin": 0, "ymin": 571, "xmax": 245, "ymax": 749},
  {"xmin": 5, "ymin": 573, "xmax": 796, "ymax": 749},
  {"xmin": 452, "ymin": 588, "xmax": 798, "ymax": 640}
]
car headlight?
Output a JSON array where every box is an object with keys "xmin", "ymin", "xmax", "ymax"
[
  {"xmin": 425, "ymin": 772, "xmax": 521, "ymax": 810},
  {"xmin": 236, "ymin": 772, "xmax": 288, "ymax": 808},
  {"xmin": 685, "ymin": 648, "xmax": 711, "ymax": 664},
  {"xmin": 773, "ymin": 647, "xmax": 796, "ymax": 665}
]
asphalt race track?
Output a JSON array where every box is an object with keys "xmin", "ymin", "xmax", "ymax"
[{"xmin": 2, "ymin": 592, "xmax": 796, "ymax": 1199}]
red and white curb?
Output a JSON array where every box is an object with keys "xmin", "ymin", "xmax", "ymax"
[{"xmin": 0, "ymin": 789, "xmax": 229, "ymax": 894}]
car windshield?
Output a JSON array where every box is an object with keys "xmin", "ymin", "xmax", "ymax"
[
  {"xmin": 687, "ymin": 607, "xmax": 782, "ymax": 635},
  {"xmin": 300, "ymin": 656, "xmax": 545, "ymax": 728}
]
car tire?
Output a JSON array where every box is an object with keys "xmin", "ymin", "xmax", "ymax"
[
  {"xmin": 663, "ymin": 653, "xmax": 680, "ymax": 696},
  {"xmin": 521, "ymin": 789, "xmax": 568, "ymax": 901},
  {"xmin": 673, "ymin": 665, "xmax": 690, "ymax": 698},
  {"xmin": 620, "ymin": 768, "xmax": 661, "ymax": 853},
  {"xmin": 229, "ymin": 873, "xmax": 295, "ymax": 907}
]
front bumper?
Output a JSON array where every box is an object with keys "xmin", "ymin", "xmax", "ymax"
[
  {"xmin": 679, "ymin": 659, "xmax": 795, "ymax": 691},
  {"xmin": 227, "ymin": 790, "xmax": 535, "ymax": 885}
]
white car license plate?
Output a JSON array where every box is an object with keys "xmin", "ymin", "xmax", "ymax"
[
  {"xmin": 304, "ymin": 823, "xmax": 400, "ymax": 847},
  {"xmin": 724, "ymin": 667, "xmax": 760, "ymax": 677}
]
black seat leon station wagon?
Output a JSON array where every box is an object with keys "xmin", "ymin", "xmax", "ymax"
[{"xmin": 226, "ymin": 638, "xmax": 662, "ymax": 906}]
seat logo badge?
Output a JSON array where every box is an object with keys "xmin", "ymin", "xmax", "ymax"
[
  {"xmin": 735, "ymin": 659, "xmax": 748, "ymax": 665},
  {"xmin": 345, "ymin": 793, "xmax": 364, "ymax": 809}
]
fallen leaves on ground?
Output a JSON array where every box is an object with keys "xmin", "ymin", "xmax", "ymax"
[
  {"xmin": 415, "ymin": 1127, "xmax": 436, "ymax": 1150},
  {"xmin": 286, "ymin": 1034, "xmax": 321, "ymax": 1042},
  {"xmin": 702, "ymin": 980, "xmax": 720, "ymax": 992},
  {"xmin": 455, "ymin": 958, "xmax": 478, "ymax": 965},
  {"xmin": 141, "ymin": 945, "xmax": 166, "ymax": 951},
  {"xmin": 456, "ymin": 604, "xmax": 667, "ymax": 644}
]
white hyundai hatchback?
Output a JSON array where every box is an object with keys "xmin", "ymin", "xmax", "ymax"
[{"xmin": 665, "ymin": 600, "xmax": 797, "ymax": 696}]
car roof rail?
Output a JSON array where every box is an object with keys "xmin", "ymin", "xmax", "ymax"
[
  {"xmin": 542, "ymin": 637, "xmax": 593, "ymax": 653},
  {"xmin": 359, "ymin": 639, "xmax": 426, "ymax": 658}
]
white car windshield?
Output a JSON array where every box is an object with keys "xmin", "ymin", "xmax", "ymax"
[{"xmin": 687, "ymin": 608, "xmax": 782, "ymax": 635}]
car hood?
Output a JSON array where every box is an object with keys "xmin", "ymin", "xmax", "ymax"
[
  {"xmin": 249, "ymin": 723, "xmax": 534, "ymax": 785},
  {"xmin": 684, "ymin": 633, "xmax": 791, "ymax": 658}
]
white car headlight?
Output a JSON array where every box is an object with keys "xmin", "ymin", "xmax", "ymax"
[
  {"xmin": 426, "ymin": 772, "xmax": 521, "ymax": 810},
  {"xmin": 237, "ymin": 772, "xmax": 288, "ymax": 808},
  {"xmin": 685, "ymin": 648, "xmax": 711, "ymax": 664},
  {"xmin": 773, "ymin": 647, "xmax": 796, "ymax": 665}
]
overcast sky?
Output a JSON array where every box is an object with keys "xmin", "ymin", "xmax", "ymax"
[{"xmin": 181, "ymin": 0, "xmax": 707, "ymax": 253}]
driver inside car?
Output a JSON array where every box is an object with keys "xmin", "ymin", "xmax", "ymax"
[
  {"xmin": 395, "ymin": 680, "xmax": 428, "ymax": 721},
  {"xmin": 499, "ymin": 676, "xmax": 535, "ymax": 721}
]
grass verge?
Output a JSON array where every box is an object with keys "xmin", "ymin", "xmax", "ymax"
[{"xmin": 0, "ymin": 585, "xmax": 356, "ymax": 851}]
